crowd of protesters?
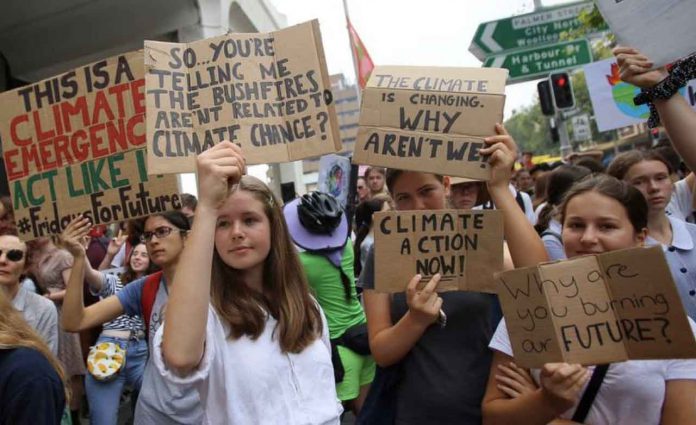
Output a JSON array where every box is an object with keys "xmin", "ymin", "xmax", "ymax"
[{"xmin": 1, "ymin": 45, "xmax": 695, "ymax": 425}]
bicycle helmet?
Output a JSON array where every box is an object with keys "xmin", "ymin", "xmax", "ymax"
[{"xmin": 297, "ymin": 192, "xmax": 343, "ymax": 234}]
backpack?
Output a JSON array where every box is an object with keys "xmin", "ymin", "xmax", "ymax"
[{"xmin": 141, "ymin": 271, "xmax": 163, "ymax": 340}]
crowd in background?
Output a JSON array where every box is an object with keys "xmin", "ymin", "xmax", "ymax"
[{"xmin": 0, "ymin": 47, "xmax": 695, "ymax": 425}]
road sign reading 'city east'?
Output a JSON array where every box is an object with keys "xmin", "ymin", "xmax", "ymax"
[
  {"xmin": 469, "ymin": 1, "xmax": 607, "ymax": 61},
  {"xmin": 483, "ymin": 39, "xmax": 592, "ymax": 83}
]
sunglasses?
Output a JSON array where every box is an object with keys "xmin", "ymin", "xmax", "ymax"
[
  {"xmin": 0, "ymin": 249, "xmax": 24, "ymax": 262},
  {"xmin": 140, "ymin": 226, "xmax": 183, "ymax": 243}
]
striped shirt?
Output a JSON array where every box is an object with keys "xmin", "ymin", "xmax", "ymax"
[{"xmin": 91, "ymin": 273, "xmax": 145, "ymax": 333}]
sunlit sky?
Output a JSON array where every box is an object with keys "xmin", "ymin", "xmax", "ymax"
[
  {"xmin": 271, "ymin": 0, "xmax": 572, "ymax": 117},
  {"xmin": 182, "ymin": 0, "xmax": 574, "ymax": 194}
]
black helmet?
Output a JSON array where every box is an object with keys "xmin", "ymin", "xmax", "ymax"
[{"xmin": 297, "ymin": 192, "xmax": 343, "ymax": 234}]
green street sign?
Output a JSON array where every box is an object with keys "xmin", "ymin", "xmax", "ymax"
[
  {"xmin": 483, "ymin": 39, "xmax": 593, "ymax": 83},
  {"xmin": 469, "ymin": 1, "xmax": 607, "ymax": 61}
]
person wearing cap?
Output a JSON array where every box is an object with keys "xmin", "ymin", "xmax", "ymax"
[
  {"xmin": 284, "ymin": 192, "xmax": 375, "ymax": 415},
  {"xmin": 449, "ymin": 177, "xmax": 484, "ymax": 210}
]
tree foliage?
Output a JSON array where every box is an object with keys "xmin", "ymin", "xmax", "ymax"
[{"xmin": 505, "ymin": 3, "xmax": 617, "ymax": 155}]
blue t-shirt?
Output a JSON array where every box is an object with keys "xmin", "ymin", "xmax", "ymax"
[
  {"xmin": 116, "ymin": 274, "xmax": 203, "ymax": 425},
  {"xmin": 0, "ymin": 347, "xmax": 65, "ymax": 425}
]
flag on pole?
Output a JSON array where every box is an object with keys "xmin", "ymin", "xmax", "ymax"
[{"xmin": 347, "ymin": 20, "xmax": 374, "ymax": 89}]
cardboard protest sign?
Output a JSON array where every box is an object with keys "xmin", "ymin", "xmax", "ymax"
[
  {"xmin": 497, "ymin": 246, "xmax": 696, "ymax": 368},
  {"xmin": 0, "ymin": 51, "xmax": 181, "ymax": 241},
  {"xmin": 145, "ymin": 20, "xmax": 341, "ymax": 175},
  {"xmin": 373, "ymin": 210, "xmax": 503, "ymax": 293},
  {"xmin": 352, "ymin": 66, "xmax": 508, "ymax": 180},
  {"xmin": 595, "ymin": 0, "xmax": 696, "ymax": 68},
  {"xmin": 584, "ymin": 58, "xmax": 696, "ymax": 132}
]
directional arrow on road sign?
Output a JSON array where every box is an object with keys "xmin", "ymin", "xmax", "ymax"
[
  {"xmin": 470, "ymin": 1, "xmax": 607, "ymax": 61},
  {"xmin": 483, "ymin": 39, "xmax": 593, "ymax": 83}
]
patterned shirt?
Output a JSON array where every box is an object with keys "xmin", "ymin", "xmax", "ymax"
[{"xmin": 91, "ymin": 273, "xmax": 145, "ymax": 333}]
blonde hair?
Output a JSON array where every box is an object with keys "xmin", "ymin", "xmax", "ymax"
[
  {"xmin": 210, "ymin": 175, "xmax": 323, "ymax": 353},
  {"xmin": 0, "ymin": 290, "xmax": 70, "ymax": 401}
]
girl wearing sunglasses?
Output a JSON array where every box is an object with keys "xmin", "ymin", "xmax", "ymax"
[{"xmin": 0, "ymin": 226, "xmax": 58, "ymax": 354}]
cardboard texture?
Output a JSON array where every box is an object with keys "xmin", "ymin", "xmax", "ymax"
[
  {"xmin": 353, "ymin": 66, "xmax": 507, "ymax": 179},
  {"xmin": 373, "ymin": 209, "xmax": 504, "ymax": 293},
  {"xmin": 595, "ymin": 0, "xmax": 696, "ymax": 68},
  {"xmin": 497, "ymin": 246, "xmax": 696, "ymax": 368},
  {"xmin": 145, "ymin": 20, "xmax": 341, "ymax": 175},
  {"xmin": 0, "ymin": 52, "xmax": 181, "ymax": 241}
]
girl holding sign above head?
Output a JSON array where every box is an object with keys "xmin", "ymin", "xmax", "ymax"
[
  {"xmin": 482, "ymin": 174, "xmax": 696, "ymax": 425},
  {"xmin": 155, "ymin": 141, "xmax": 342, "ymax": 424},
  {"xmin": 358, "ymin": 124, "xmax": 547, "ymax": 425}
]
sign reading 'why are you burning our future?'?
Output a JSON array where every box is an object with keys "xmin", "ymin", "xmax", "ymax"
[
  {"xmin": 373, "ymin": 210, "xmax": 504, "ymax": 293},
  {"xmin": 352, "ymin": 66, "xmax": 508, "ymax": 180},
  {"xmin": 145, "ymin": 20, "xmax": 341, "ymax": 175},
  {"xmin": 497, "ymin": 246, "xmax": 696, "ymax": 368},
  {"xmin": 0, "ymin": 51, "xmax": 181, "ymax": 241}
]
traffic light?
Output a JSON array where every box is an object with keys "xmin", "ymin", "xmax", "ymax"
[
  {"xmin": 537, "ymin": 80, "xmax": 555, "ymax": 116},
  {"xmin": 550, "ymin": 72, "xmax": 575, "ymax": 110}
]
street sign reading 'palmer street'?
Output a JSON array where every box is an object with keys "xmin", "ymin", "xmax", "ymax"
[{"xmin": 470, "ymin": 1, "xmax": 606, "ymax": 61}]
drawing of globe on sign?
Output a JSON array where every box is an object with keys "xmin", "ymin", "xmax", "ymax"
[
  {"xmin": 606, "ymin": 63, "xmax": 649, "ymax": 119},
  {"xmin": 606, "ymin": 62, "xmax": 686, "ymax": 119}
]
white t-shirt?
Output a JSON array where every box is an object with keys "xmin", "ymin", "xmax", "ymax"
[
  {"xmin": 153, "ymin": 305, "xmax": 342, "ymax": 425},
  {"xmin": 489, "ymin": 318, "xmax": 696, "ymax": 425},
  {"xmin": 667, "ymin": 178, "xmax": 694, "ymax": 223}
]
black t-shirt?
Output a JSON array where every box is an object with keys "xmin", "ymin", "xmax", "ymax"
[
  {"xmin": 360, "ymin": 246, "xmax": 496, "ymax": 425},
  {"xmin": 0, "ymin": 347, "xmax": 65, "ymax": 425}
]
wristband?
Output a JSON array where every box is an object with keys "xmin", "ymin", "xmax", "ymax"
[{"xmin": 633, "ymin": 53, "xmax": 696, "ymax": 128}]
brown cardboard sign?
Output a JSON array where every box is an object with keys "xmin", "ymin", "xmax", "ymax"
[
  {"xmin": 373, "ymin": 210, "xmax": 504, "ymax": 293},
  {"xmin": 145, "ymin": 19, "xmax": 341, "ymax": 175},
  {"xmin": 353, "ymin": 66, "xmax": 508, "ymax": 179},
  {"xmin": 0, "ymin": 51, "xmax": 181, "ymax": 241},
  {"xmin": 497, "ymin": 246, "xmax": 696, "ymax": 368}
]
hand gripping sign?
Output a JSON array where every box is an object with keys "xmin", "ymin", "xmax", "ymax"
[
  {"xmin": 352, "ymin": 66, "xmax": 508, "ymax": 180},
  {"xmin": 145, "ymin": 20, "xmax": 341, "ymax": 175},
  {"xmin": 496, "ymin": 246, "xmax": 696, "ymax": 368}
]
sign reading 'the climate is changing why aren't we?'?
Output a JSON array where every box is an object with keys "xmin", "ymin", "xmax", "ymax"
[
  {"xmin": 497, "ymin": 246, "xmax": 696, "ymax": 368},
  {"xmin": 352, "ymin": 66, "xmax": 508, "ymax": 180},
  {"xmin": 373, "ymin": 210, "xmax": 504, "ymax": 293},
  {"xmin": 145, "ymin": 19, "xmax": 341, "ymax": 175},
  {"xmin": 0, "ymin": 51, "xmax": 181, "ymax": 241}
]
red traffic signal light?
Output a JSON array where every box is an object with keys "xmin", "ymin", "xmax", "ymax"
[{"xmin": 550, "ymin": 72, "xmax": 574, "ymax": 110}]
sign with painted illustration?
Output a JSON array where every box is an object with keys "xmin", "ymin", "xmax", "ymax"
[
  {"xmin": 497, "ymin": 246, "xmax": 696, "ymax": 368},
  {"xmin": 373, "ymin": 210, "xmax": 504, "ymax": 293},
  {"xmin": 145, "ymin": 19, "xmax": 341, "ymax": 175},
  {"xmin": 0, "ymin": 51, "xmax": 181, "ymax": 241},
  {"xmin": 352, "ymin": 66, "xmax": 508, "ymax": 180},
  {"xmin": 595, "ymin": 0, "xmax": 696, "ymax": 68},
  {"xmin": 317, "ymin": 154, "xmax": 351, "ymax": 208},
  {"xmin": 584, "ymin": 58, "xmax": 696, "ymax": 132}
]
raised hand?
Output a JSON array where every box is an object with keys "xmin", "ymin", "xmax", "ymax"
[
  {"xmin": 106, "ymin": 230, "xmax": 127, "ymax": 256},
  {"xmin": 539, "ymin": 363, "xmax": 590, "ymax": 412},
  {"xmin": 406, "ymin": 273, "xmax": 443, "ymax": 327},
  {"xmin": 195, "ymin": 141, "xmax": 246, "ymax": 210},
  {"xmin": 480, "ymin": 124, "xmax": 518, "ymax": 192},
  {"xmin": 495, "ymin": 361, "xmax": 538, "ymax": 399},
  {"xmin": 613, "ymin": 46, "xmax": 668, "ymax": 89},
  {"xmin": 60, "ymin": 216, "xmax": 92, "ymax": 258}
]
